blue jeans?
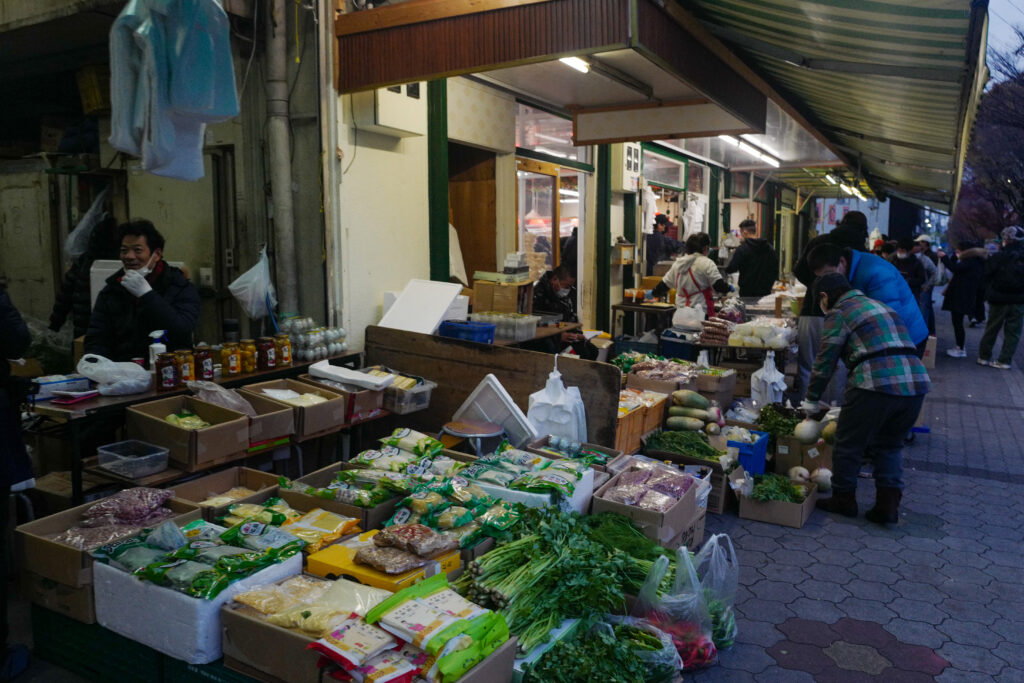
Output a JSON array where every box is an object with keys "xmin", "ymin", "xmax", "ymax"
[{"xmin": 832, "ymin": 388, "xmax": 924, "ymax": 492}]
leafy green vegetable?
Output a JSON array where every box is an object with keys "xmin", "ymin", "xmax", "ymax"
[
  {"xmin": 705, "ymin": 595, "xmax": 736, "ymax": 649},
  {"xmin": 525, "ymin": 620, "xmax": 648, "ymax": 683},
  {"xmin": 755, "ymin": 403, "xmax": 802, "ymax": 450},
  {"xmin": 646, "ymin": 430, "xmax": 723, "ymax": 461},
  {"xmin": 612, "ymin": 352, "xmax": 665, "ymax": 373},
  {"xmin": 750, "ymin": 473, "xmax": 805, "ymax": 503}
]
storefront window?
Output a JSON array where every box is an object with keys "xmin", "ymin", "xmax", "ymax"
[
  {"xmin": 517, "ymin": 159, "xmax": 558, "ymax": 281},
  {"xmin": 515, "ymin": 103, "xmax": 591, "ymax": 163},
  {"xmin": 642, "ymin": 150, "xmax": 686, "ymax": 190}
]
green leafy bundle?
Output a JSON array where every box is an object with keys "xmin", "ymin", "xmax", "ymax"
[
  {"xmin": 646, "ymin": 430, "xmax": 723, "ymax": 461},
  {"xmin": 524, "ymin": 620, "xmax": 648, "ymax": 683},
  {"xmin": 750, "ymin": 473, "xmax": 805, "ymax": 503}
]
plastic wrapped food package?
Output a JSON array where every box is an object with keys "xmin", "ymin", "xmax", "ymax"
[
  {"xmin": 348, "ymin": 649, "xmax": 419, "ymax": 683},
  {"xmin": 351, "ymin": 447, "xmax": 418, "ymax": 472},
  {"xmin": 380, "ymin": 428, "xmax": 443, "ymax": 457},
  {"xmin": 221, "ymin": 519, "xmax": 303, "ymax": 552},
  {"xmin": 164, "ymin": 411, "xmax": 211, "ymax": 430},
  {"xmin": 402, "ymin": 491, "xmax": 448, "ymax": 517},
  {"xmin": 200, "ymin": 487, "xmax": 257, "ymax": 508},
  {"xmin": 603, "ymin": 483, "xmax": 650, "ymax": 506},
  {"xmin": 268, "ymin": 578, "xmax": 392, "ymax": 634},
  {"xmin": 647, "ymin": 471, "xmax": 695, "ymax": 499},
  {"xmin": 145, "ymin": 520, "xmax": 188, "ymax": 550},
  {"xmin": 181, "ymin": 519, "xmax": 227, "ymax": 541},
  {"xmin": 511, "ymin": 469, "xmax": 579, "ymax": 497},
  {"xmin": 458, "ymin": 464, "xmax": 518, "ymax": 487},
  {"xmin": 283, "ymin": 508, "xmax": 360, "ymax": 552},
  {"xmin": 355, "ymin": 546, "xmax": 429, "ymax": 574},
  {"xmin": 637, "ymin": 490, "xmax": 678, "ymax": 512},
  {"xmin": 430, "ymin": 506, "xmax": 472, "ymax": 530},
  {"xmin": 111, "ymin": 545, "xmax": 167, "ymax": 572},
  {"xmin": 194, "ymin": 545, "xmax": 253, "ymax": 565},
  {"xmin": 373, "ymin": 524, "xmax": 435, "ymax": 552},
  {"xmin": 83, "ymin": 487, "xmax": 174, "ymax": 523},
  {"xmin": 378, "ymin": 599, "xmax": 462, "ymax": 651},
  {"xmin": 476, "ymin": 503, "xmax": 519, "ymax": 532},
  {"xmin": 234, "ymin": 575, "xmax": 332, "ymax": 615},
  {"xmin": 446, "ymin": 478, "xmax": 488, "ymax": 507},
  {"xmin": 618, "ymin": 468, "xmax": 653, "ymax": 488},
  {"xmin": 308, "ymin": 616, "xmax": 398, "ymax": 669},
  {"xmin": 443, "ymin": 521, "xmax": 482, "ymax": 546},
  {"xmin": 421, "ymin": 588, "xmax": 488, "ymax": 621}
]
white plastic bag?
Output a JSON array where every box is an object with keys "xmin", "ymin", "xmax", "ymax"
[
  {"xmin": 186, "ymin": 381, "xmax": 257, "ymax": 417},
  {"xmin": 672, "ymin": 306, "xmax": 705, "ymax": 330},
  {"xmin": 65, "ymin": 188, "xmax": 109, "ymax": 261},
  {"xmin": 527, "ymin": 358, "xmax": 587, "ymax": 442},
  {"xmin": 76, "ymin": 354, "xmax": 153, "ymax": 396},
  {"xmin": 750, "ymin": 351, "xmax": 786, "ymax": 404},
  {"xmin": 228, "ymin": 246, "xmax": 277, "ymax": 319},
  {"xmin": 694, "ymin": 534, "xmax": 739, "ymax": 650}
]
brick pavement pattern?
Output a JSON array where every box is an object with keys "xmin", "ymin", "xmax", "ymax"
[{"xmin": 701, "ymin": 309, "xmax": 1024, "ymax": 681}]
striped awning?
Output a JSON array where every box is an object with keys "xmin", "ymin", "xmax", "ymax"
[{"xmin": 682, "ymin": 0, "xmax": 989, "ymax": 211}]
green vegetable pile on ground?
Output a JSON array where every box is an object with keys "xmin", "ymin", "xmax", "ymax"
[
  {"xmin": 755, "ymin": 403, "xmax": 802, "ymax": 450},
  {"xmin": 453, "ymin": 508, "xmax": 677, "ymax": 654},
  {"xmin": 646, "ymin": 430, "xmax": 724, "ymax": 462},
  {"xmin": 524, "ymin": 619, "xmax": 649, "ymax": 683},
  {"xmin": 750, "ymin": 473, "xmax": 806, "ymax": 503}
]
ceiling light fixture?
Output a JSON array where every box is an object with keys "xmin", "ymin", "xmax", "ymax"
[
  {"xmin": 852, "ymin": 187, "xmax": 866, "ymax": 200},
  {"xmin": 718, "ymin": 135, "xmax": 739, "ymax": 146},
  {"xmin": 559, "ymin": 188, "xmax": 579, "ymax": 197},
  {"xmin": 824, "ymin": 173, "xmax": 838, "ymax": 185},
  {"xmin": 737, "ymin": 141, "xmax": 759, "ymax": 157},
  {"xmin": 559, "ymin": 57, "xmax": 589, "ymax": 73},
  {"xmin": 760, "ymin": 154, "xmax": 780, "ymax": 168},
  {"xmin": 840, "ymin": 184, "xmax": 854, "ymax": 195}
]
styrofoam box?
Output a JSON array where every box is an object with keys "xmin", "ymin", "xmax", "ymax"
[
  {"xmin": 94, "ymin": 553, "xmax": 301, "ymax": 664},
  {"xmin": 473, "ymin": 467, "xmax": 593, "ymax": 514}
]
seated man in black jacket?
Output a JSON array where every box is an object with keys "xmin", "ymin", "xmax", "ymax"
[
  {"xmin": 725, "ymin": 219, "xmax": 778, "ymax": 297},
  {"xmin": 85, "ymin": 220, "xmax": 200, "ymax": 362}
]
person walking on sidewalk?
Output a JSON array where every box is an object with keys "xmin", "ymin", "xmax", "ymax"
[
  {"xmin": 977, "ymin": 226, "xmax": 1024, "ymax": 369},
  {"xmin": 802, "ymin": 272, "xmax": 930, "ymax": 525},
  {"xmin": 939, "ymin": 241, "xmax": 987, "ymax": 358},
  {"xmin": 913, "ymin": 235, "xmax": 938, "ymax": 336}
]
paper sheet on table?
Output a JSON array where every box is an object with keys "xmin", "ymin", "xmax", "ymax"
[{"xmin": 310, "ymin": 360, "xmax": 393, "ymax": 390}]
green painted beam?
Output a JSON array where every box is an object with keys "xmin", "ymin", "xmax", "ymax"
[
  {"xmin": 622, "ymin": 191, "xmax": 636, "ymax": 336},
  {"xmin": 427, "ymin": 79, "xmax": 449, "ymax": 282}
]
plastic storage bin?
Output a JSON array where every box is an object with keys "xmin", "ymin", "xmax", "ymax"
[
  {"xmin": 613, "ymin": 335, "xmax": 658, "ymax": 357},
  {"xmin": 439, "ymin": 320, "xmax": 496, "ymax": 344},
  {"xmin": 97, "ymin": 440, "xmax": 170, "ymax": 479},
  {"xmin": 385, "ymin": 379, "xmax": 438, "ymax": 415},
  {"xmin": 727, "ymin": 429, "xmax": 770, "ymax": 475},
  {"xmin": 660, "ymin": 329, "xmax": 698, "ymax": 361}
]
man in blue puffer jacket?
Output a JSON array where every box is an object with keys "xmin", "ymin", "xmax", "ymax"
[{"xmin": 807, "ymin": 243, "xmax": 930, "ymax": 352}]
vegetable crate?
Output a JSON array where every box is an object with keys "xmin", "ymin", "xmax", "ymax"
[
  {"xmin": 705, "ymin": 470, "xmax": 732, "ymax": 515},
  {"xmin": 615, "ymin": 407, "xmax": 645, "ymax": 454},
  {"xmin": 640, "ymin": 394, "xmax": 668, "ymax": 435},
  {"xmin": 438, "ymin": 320, "xmax": 496, "ymax": 344},
  {"xmin": 670, "ymin": 508, "xmax": 707, "ymax": 551},
  {"xmin": 727, "ymin": 429, "xmax": 770, "ymax": 476}
]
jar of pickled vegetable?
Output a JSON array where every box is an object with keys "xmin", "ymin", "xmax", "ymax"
[
  {"xmin": 257, "ymin": 337, "xmax": 276, "ymax": 371},
  {"xmin": 221, "ymin": 343, "xmax": 241, "ymax": 376},
  {"xmin": 176, "ymin": 350, "xmax": 195, "ymax": 382},
  {"xmin": 273, "ymin": 333, "xmax": 292, "ymax": 367},
  {"xmin": 194, "ymin": 345, "xmax": 215, "ymax": 380},
  {"xmin": 156, "ymin": 352, "xmax": 180, "ymax": 391},
  {"xmin": 239, "ymin": 339, "xmax": 257, "ymax": 373}
]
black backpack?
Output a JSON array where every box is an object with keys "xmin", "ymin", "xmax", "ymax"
[{"xmin": 992, "ymin": 247, "xmax": 1024, "ymax": 293}]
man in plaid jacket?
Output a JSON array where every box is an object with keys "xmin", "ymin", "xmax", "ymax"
[{"xmin": 801, "ymin": 272, "xmax": 931, "ymax": 524}]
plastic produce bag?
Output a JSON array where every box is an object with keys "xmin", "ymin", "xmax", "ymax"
[
  {"xmin": 750, "ymin": 351, "xmax": 786, "ymax": 405},
  {"xmin": 672, "ymin": 306, "xmax": 705, "ymax": 331},
  {"xmin": 228, "ymin": 245, "xmax": 277, "ymax": 319},
  {"xmin": 633, "ymin": 548, "xmax": 717, "ymax": 671},
  {"xmin": 77, "ymin": 354, "xmax": 153, "ymax": 396},
  {"xmin": 186, "ymin": 381, "xmax": 257, "ymax": 417},
  {"xmin": 605, "ymin": 615, "xmax": 683, "ymax": 681},
  {"xmin": 64, "ymin": 188, "xmax": 109, "ymax": 260},
  {"xmin": 527, "ymin": 357, "xmax": 587, "ymax": 442},
  {"xmin": 694, "ymin": 534, "xmax": 739, "ymax": 650}
]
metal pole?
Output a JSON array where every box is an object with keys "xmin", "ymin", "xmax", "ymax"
[{"xmin": 267, "ymin": 0, "xmax": 299, "ymax": 314}]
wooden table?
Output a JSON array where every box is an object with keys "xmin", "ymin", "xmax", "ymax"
[
  {"xmin": 31, "ymin": 352, "xmax": 363, "ymax": 504},
  {"xmin": 610, "ymin": 301, "xmax": 676, "ymax": 341},
  {"xmin": 492, "ymin": 322, "xmax": 582, "ymax": 347}
]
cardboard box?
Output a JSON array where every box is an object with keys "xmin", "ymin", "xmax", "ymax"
[
  {"xmin": 697, "ymin": 369, "xmax": 737, "ymax": 408},
  {"xmin": 525, "ymin": 436, "xmax": 623, "ymax": 473},
  {"xmin": 718, "ymin": 360, "xmax": 761, "ymax": 397},
  {"xmin": 240, "ymin": 379, "xmax": 347, "ymax": 438},
  {"xmin": 172, "ymin": 467, "xmax": 282, "ymax": 521},
  {"xmin": 126, "ymin": 396, "xmax": 249, "ymax": 470},
  {"xmin": 32, "ymin": 471, "xmax": 112, "ymax": 514},
  {"xmin": 625, "ymin": 372, "xmax": 697, "ymax": 396},
  {"xmin": 305, "ymin": 530, "xmax": 461, "ymax": 591},
  {"xmin": 473, "ymin": 280, "xmax": 533, "ymax": 314},
  {"xmin": 665, "ymin": 508, "xmax": 707, "ymax": 551},
  {"xmin": 280, "ymin": 461, "xmax": 402, "ymax": 530},
  {"xmin": 591, "ymin": 470, "xmax": 699, "ymax": 544},
  {"xmin": 733, "ymin": 470, "xmax": 817, "ymax": 528},
  {"xmin": 245, "ymin": 393, "xmax": 295, "ymax": 444},
  {"xmin": 94, "ymin": 552, "xmax": 302, "ymax": 664},
  {"xmin": 222, "ymin": 602, "xmax": 318, "ymax": 683},
  {"xmin": 922, "ymin": 335, "xmax": 937, "ymax": 369},
  {"xmin": 615, "ymin": 407, "xmax": 644, "ymax": 454},
  {"xmin": 21, "ymin": 570, "xmax": 96, "ymax": 624},
  {"xmin": 295, "ymin": 374, "xmax": 384, "ymax": 424},
  {"xmin": 15, "ymin": 497, "xmax": 199, "ymax": 588},
  {"xmin": 774, "ymin": 436, "xmax": 833, "ymax": 475}
]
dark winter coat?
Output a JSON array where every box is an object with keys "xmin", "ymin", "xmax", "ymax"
[
  {"xmin": 984, "ymin": 240, "xmax": 1024, "ymax": 304},
  {"xmin": 1, "ymin": 286, "xmax": 34, "ymax": 489},
  {"xmin": 893, "ymin": 254, "xmax": 926, "ymax": 297},
  {"xmin": 725, "ymin": 237, "xmax": 779, "ymax": 297},
  {"xmin": 940, "ymin": 249, "xmax": 986, "ymax": 313},
  {"xmin": 84, "ymin": 262, "xmax": 200, "ymax": 361},
  {"xmin": 50, "ymin": 253, "xmax": 99, "ymax": 338},
  {"xmin": 793, "ymin": 223, "xmax": 869, "ymax": 316},
  {"xmin": 532, "ymin": 272, "xmax": 578, "ymax": 323},
  {"xmin": 646, "ymin": 231, "xmax": 684, "ymax": 276}
]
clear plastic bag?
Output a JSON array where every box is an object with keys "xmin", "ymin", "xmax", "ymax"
[
  {"xmin": 77, "ymin": 354, "xmax": 153, "ymax": 396},
  {"xmin": 633, "ymin": 548, "xmax": 717, "ymax": 671},
  {"xmin": 186, "ymin": 381, "xmax": 257, "ymax": 417},
  {"xmin": 694, "ymin": 534, "xmax": 739, "ymax": 650},
  {"xmin": 228, "ymin": 245, "xmax": 277, "ymax": 319},
  {"xmin": 604, "ymin": 615, "xmax": 683, "ymax": 679}
]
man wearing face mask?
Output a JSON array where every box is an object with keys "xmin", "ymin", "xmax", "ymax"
[
  {"xmin": 531, "ymin": 265, "xmax": 593, "ymax": 356},
  {"xmin": 85, "ymin": 219, "xmax": 200, "ymax": 362},
  {"xmin": 893, "ymin": 237, "xmax": 927, "ymax": 299}
]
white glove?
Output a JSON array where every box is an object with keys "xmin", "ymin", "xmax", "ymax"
[
  {"xmin": 121, "ymin": 269, "xmax": 153, "ymax": 297},
  {"xmin": 799, "ymin": 399, "xmax": 824, "ymax": 414}
]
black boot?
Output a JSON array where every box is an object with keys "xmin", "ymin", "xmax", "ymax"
[
  {"xmin": 816, "ymin": 489, "xmax": 858, "ymax": 517},
  {"xmin": 865, "ymin": 487, "xmax": 902, "ymax": 525}
]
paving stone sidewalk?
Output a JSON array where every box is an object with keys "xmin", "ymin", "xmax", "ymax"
[{"xmin": 701, "ymin": 309, "xmax": 1024, "ymax": 681}]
